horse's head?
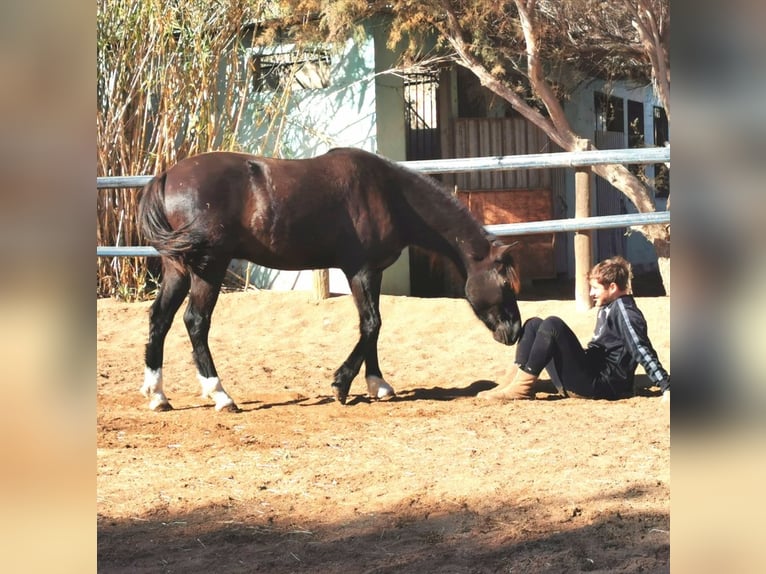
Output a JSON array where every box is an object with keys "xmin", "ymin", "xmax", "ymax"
[{"xmin": 465, "ymin": 242, "xmax": 522, "ymax": 345}]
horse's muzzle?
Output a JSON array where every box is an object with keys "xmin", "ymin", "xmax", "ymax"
[{"xmin": 493, "ymin": 319, "xmax": 522, "ymax": 346}]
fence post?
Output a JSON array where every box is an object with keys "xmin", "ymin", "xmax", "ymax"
[
  {"xmin": 312, "ymin": 269, "xmax": 330, "ymax": 301},
  {"xmin": 574, "ymin": 139, "xmax": 593, "ymax": 311}
]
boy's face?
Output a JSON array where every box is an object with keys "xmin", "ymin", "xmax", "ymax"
[{"xmin": 589, "ymin": 279, "xmax": 619, "ymax": 307}]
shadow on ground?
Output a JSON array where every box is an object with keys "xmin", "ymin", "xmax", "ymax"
[{"xmin": 98, "ymin": 486, "xmax": 669, "ymax": 574}]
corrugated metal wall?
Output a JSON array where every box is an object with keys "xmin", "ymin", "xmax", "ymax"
[
  {"xmin": 594, "ymin": 131, "xmax": 628, "ymax": 261},
  {"xmin": 448, "ymin": 118, "xmax": 565, "ymax": 281},
  {"xmin": 442, "ymin": 118, "xmax": 554, "ymax": 191},
  {"xmin": 405, "ymin": 111, "xmax": 569, "ymax": 293}
]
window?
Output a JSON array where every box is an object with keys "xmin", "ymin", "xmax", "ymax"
[
  {"xmin": 404, "ymin": 71, "xmax": 441, "ymax": 160},
  {"xmin": 653, "ymin": 106, "xmax": 669, "ymax": 147},
  {"xmin": 595, "ymin": 92, "xmax": 624, "ymax": 133},
  {"xmin": 627, "ymin": 100, "xmax": 645, "ymax": 176},
  {"xmin": 627, "ymin": 100, "xmax": 644, "ymax": 148},
  {"xmin": 653, "ymin": 106, "xmax": 670, "ymax": 198},
  {"xmin": 251, "ymin": 46, "xmax": 331, "ymax": 92}
]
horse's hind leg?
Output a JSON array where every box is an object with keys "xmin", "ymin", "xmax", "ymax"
[
  {"xmin": 142, "ymin": 261, "xmax": 190, "ymax": 411},
  {"xmin": 331, "ymin": 268, "xmax": 395, "ymax": 404},
  {"xmin": 184, "ymin": 265, "xmax": 239, "ymax": 412}
]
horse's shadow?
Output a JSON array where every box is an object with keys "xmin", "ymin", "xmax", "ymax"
[
  {"xmin": 244, "ymin": 379, "xmax": 561, "ymax": 408},
  {"xmin": 389, "ymin": 380, "xmax": 496, "ymax": 402},
  {"xmin": 239, "ymin": 395, "xmax": 335, "ymax": 411},
  {"xmin": 169, "ymin": 374, "xmax": 662, "ymax": 412},
  {"xmin": 166, "ymin": 395, "xmax": 332, "ymax": 413},
  {"xmin": 239, "ymin": 380, "xmax": 502, "ymax": 408}
]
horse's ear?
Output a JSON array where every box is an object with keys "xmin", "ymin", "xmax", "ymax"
[
  {"xmin": 492, "ymin": 241, "xmax": 520, "ymax": 265},
  {"xmin": 492, "ymin": 241, "xmax": 522, "ymax": 294}
]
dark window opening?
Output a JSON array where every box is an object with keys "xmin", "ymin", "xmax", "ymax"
[
  {"xmin": 403, "ymin": 71, "xmax": 441, "ymax": 161},
  {"xmin": 653, "ymin": 106, "xmax": 669, "ymax": 198},
  {"xmin": 595, "ymin": 92, "xmax": 624, "ymax": 133},
  {"xmin": 627, "ymin": 100, "xmax": 645, "ymax": 147},
  {"xmin": 251, "ymin": 48, "xmax": 331, "ymax": 92},
  {"xmin": 627, "ymin": 99, "xmax": 645, "ymax": 176}
]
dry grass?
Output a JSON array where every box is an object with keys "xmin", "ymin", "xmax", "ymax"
[{"xmin": 96, "ymin": 1, "xmax": 314, "ymax": 299}]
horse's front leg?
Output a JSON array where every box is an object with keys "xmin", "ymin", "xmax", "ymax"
[
  {"xmin": 184, "ymin": 269, "xmax": 239, "ymax": 412},
  {"xmin": 332, "ymin": 269, "xmax": 395, "ymax": 404}
]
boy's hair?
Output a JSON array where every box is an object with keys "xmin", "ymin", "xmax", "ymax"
[{"xmin": 588, "ymin": 256, "xmax": 633, "ymax": 292}]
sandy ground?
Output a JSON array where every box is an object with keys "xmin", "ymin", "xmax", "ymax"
[{"xmin": 97, "ymin": 288, "xmax": 670, "ymax": 573}]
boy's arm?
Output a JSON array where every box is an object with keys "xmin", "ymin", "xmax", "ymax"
[{"xmin": 615, "ymin": 299, "xmax": 670, "ymax": 393}]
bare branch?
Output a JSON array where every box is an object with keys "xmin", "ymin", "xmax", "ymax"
[
  {"xmin": 513, "ymin": 0, "xmax": 572, "ymax": 139},
  {"xmin": 630, "ymin": 0, "xmax": 670, "ymax": 117},
  {"xmin": 437, "ymin": 0, "xmax": 560, "ymax": 143}
]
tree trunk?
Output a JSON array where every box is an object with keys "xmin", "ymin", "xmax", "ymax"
[
  {"xmin": 591, "ymin": 162, "xmax": 671, "ymax": 295},
  {"xmin": 441, "ymin": 0, "xmax": 671, "ymax": 295},
  {"xmin": 312, "ymin": 269, "xmax": 330, "ymax": 301}
]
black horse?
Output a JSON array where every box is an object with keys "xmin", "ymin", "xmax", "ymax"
[{"xmin": 138, "ymin": 148, "xmax": 522, "ymax": 411}]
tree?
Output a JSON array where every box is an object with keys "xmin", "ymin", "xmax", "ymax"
[
  {"xmin": 540, "ymin": 0, "xmax": 669, "ymax": 120},
  {"xmin": 274, "ymin": 0, "xmax": 672, "ymax": 293}
]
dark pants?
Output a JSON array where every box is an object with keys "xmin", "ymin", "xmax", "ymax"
[{"xmin": 515, "ymin": 316, "xmax": 597, "ymax": 398}]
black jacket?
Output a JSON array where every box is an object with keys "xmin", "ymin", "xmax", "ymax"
[{"xmin": 585, "ymin": 295, "xmax": 670, "ymax": 398}]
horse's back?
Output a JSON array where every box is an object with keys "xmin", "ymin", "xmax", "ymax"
[
  {"xmin": 165, "ymin": 151, "xmax": 260, "ymax": 189},
  {"xmin": 148, "ymin": 148, "xmax": 407, "ymax": 272},
  {"xmin": 160, "ymin": 151, "xmax": 259, "ymax": 233},
  {"xmin": 164, "ymin": 148, "xmax": 387, "ymax": 195}
]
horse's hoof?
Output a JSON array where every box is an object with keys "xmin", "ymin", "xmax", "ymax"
[
  {"xmin": 331, "ymin": 384, "xmax": 348, "ymax": 405},
  {"xmin": 219, "ymin": 402, "xmax": 241, "ymax": 413},
  {"xmin": 151, "ymin": 401, "xmax": 173, "ymax": 412},
  {"xmin": 366, "ymin": 376, "xmax": 395, "ymax": 400}
]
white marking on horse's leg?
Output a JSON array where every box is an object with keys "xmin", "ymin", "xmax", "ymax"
[
  {"xmin": 141, "ymin": 368, "xmax": 171, "ymax": 411},
  {"xmin": 366, "ymin": 375, "xmax": 395, "ymax": 399},
  {"xmin": 198, "ymin": 374, "xmax": 236, "ymax": 411}
]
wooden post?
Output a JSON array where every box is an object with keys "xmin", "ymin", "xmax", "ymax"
[
  {"xmin": 312, "ymin": 269, "xmax": 330, "ymax": 301},
  {"xmin": 574, "ymin": 139, "xmax": 593, "ymax": 311}
]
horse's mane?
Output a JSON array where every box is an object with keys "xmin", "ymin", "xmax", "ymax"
[
  {"xmin": 322, "ymin": 148, "xmax": 493, "ymax": 272},
  {"xmin": 384, "ymin": 156, "xmax": 492, "ymax": 262}
]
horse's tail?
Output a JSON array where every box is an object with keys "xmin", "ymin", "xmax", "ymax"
[{"xmin": 138, "ymin": 173, "xmax": 205, "ymax": 268}]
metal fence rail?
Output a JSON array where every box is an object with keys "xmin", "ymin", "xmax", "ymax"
[
  {"xmin": 404, "ymin": 146, "xmax": 669, "ymax": 174},
  {"xmin": 96, "ymin": 211, "xmax": 670, "ymax": 257},
  {"xmin": 96, "ymin": 147, "xmax": 670, "ymax": 189},
  {"xmin": 97, "ymin": 147, "xmax": 670, "ymax": 257}
]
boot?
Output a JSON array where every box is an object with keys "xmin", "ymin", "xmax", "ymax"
[
  {"xmin": 488, "ymin": 368, "xmax": 538, "ymax": 400},
  {"xmin": 478, "ymin": 364, "xmax": 519, "ymax": 400}
]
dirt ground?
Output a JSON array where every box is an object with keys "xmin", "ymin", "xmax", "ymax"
[{"xmin": 97, "ymin": 287, "xmax": 670, "ymax": 573}]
